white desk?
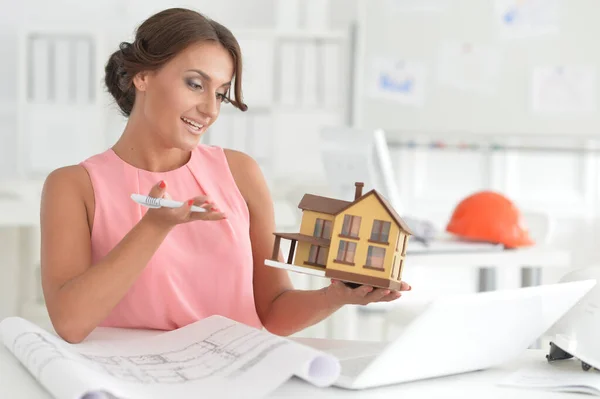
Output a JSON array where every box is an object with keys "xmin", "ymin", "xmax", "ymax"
[
  {"xmin": 316, "ymin": 245, "xmax": 571, "ymax": 341},
  {"xmin": 406, "ymin": 246, "xmax": 569, "ymax": 270},
  {"xmin": 406, "ymin": 245, "xmax": 571, "ymax": 293},
  {"xmin": 0, "ymin": 337, "xmax": 584, "ymax": 399},
  {"xmin": 272, "ymin": 349, "xmax": 585, "ymax": 398}
]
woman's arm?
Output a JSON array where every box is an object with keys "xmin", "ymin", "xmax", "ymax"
[
  {"xmin": 40, "ymin": 166, "xmax": 220, "ymax": 343},
  {"xmin": 41, "ymin": 167, "xmax": 175, "ymax": 343},
  {"xmin": 224, "ymin": 150, "xmax": 408, "ymax": 336}
]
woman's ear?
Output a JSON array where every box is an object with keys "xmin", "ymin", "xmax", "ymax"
[{"xmin": 133, "ymin": 71, "xmax": 150, "ymax": 92}]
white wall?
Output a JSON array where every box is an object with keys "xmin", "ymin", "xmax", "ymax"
[
  {"xmin": 0, "ymin": 0, "xmax": 278, "ymax": 180},
  {"xmin": 0, "ymin": 0, "xmax": 356, "ymax": 183}
]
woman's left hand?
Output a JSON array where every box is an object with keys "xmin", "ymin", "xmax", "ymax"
[{"xmin": 324, "ymin": 279, "xmax": 411, "ymax": 307}]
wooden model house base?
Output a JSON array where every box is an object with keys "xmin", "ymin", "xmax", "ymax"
[{"xmin": 266, "ymin": 182, "xmax": 413, "ymax": 290}]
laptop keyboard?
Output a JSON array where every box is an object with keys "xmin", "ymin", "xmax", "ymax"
[{"xmin": 340, "ymin": 355, "xmax": 376, "ymax": 378}]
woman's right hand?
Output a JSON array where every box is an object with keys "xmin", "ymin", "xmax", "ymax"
[{"xmin": 141, "ymin": 180, "xmax": 227, "ymax": 230}]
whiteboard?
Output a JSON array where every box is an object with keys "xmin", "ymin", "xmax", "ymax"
[{"xmin": 352, "ymin": 0, "xmax": 600, "ymax": 137}]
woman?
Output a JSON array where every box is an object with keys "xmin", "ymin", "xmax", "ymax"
[{"xmin": 40, "ymin": 8, "xmax": 410, "ymax": 344}]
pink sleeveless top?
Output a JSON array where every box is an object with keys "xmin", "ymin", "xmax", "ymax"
[{"xmin": 79, "ymin": 144, "xmax": 263, "ymax": 331}]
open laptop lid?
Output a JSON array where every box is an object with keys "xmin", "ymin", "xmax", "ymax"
[
  {"xmin": 319, "ymin": 126, "xmax": 403, "ymax": 214},
  {"xmin": 341, "ymin": 280, "xmax": 596, "ymax": 389}
]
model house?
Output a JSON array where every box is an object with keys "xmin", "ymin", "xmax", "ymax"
[{"xmin": 267, "ymin": 182, "xmax": 413, "ymax": 290}]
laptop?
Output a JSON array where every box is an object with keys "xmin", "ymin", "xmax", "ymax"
[{"xmin": 328, "ymin": 279, "xmax": 596, "ymax": 390}]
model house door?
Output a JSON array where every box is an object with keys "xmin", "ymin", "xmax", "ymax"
[{"xmin": 308, "ymin": 218, "xmax": 332, "ymax": 266}]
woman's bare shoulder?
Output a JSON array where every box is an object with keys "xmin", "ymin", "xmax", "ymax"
[
  {"xmin": 222, "ymin": 148, "xmax": 271, "ymax": 206},
  {"xmin": 41, "ymin": 165, "xmax": 95, "ymax": 228},
  {"xmin": 222, "ymin": 149, "xmax": 261, "ymax": 187},
  {"xmin": 42, "ymin": 165, "xmax": 92, "ymax": 196}
]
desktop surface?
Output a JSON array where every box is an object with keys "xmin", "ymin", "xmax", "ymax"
[
  {"xmin": 0, "ymin": 336, "xmax": 586, "ymax": 399},
  {"xmin": 271, "ymin": 349, "xmax": 585, "ymax": 398}
]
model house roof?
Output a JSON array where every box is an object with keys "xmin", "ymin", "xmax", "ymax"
[
  {"xmin": 343, "ymin": 190, "xmax": 414, "ymax": 236},
  {"xmin": 297, "ymin": 183, "xmax": 414, "ymax": 236},
  {"xmin": 298, "ymin": 194, "xmax": 352, "ymax": 215}
]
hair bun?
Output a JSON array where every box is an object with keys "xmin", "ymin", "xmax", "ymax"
[
  {"xmin": 105, "ymin": 42, "xmax": 135, "ymax": 116},
  {"xmin": 119, "ymin": 41, "xmax": 133, "ymax": 56}
]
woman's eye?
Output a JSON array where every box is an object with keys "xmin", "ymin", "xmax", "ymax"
[
  {"xmin": 217, "ymin": 93, "xmax": 230, "ymax": 103},
  {"xmin": 187, "ymin": 80, "xmax": 202, "ymax": 90}
]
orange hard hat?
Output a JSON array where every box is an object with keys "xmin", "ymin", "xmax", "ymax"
[{"xmin": 446, "ymin": 191, "xmax": 534, "ymax": 248}]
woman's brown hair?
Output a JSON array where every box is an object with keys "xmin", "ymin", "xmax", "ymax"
[{"xmin": 104, "ymin": 8, "xmax": 248, "ymax": 116}]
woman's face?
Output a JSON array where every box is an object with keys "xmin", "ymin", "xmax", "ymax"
[{"xmin": 134, "ymin": 41, "xmax": 234, "ymax": 150}]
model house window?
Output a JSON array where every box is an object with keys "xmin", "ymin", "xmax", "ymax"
[
  {"xmin": 370, "ymin": 220, "xmax": 391, "ymax": 243},
  {"xmin": 365, "ymin": 246, "xmax": 386, "ymax": 270},
  {"xmin": 313, "ymin": 218, "xmax": 332, "ymax": 239},
  {"xmin": 340, "ymin": 215, "xmax": 361, "ymax": 238},
  {"xmin": 402, "ymin": 234, "xmax": 408, "ymax": 256},
  {"xmin": 336, "ymin": 240, "xmax": 357, "ymax": 264},
  {"xmin": 308, "ymin": 245, "xmax": 328, "ymax": 266}
]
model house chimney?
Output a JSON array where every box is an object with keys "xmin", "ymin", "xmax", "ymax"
[{"xmin": 354, "ymin": 182, "xmax": 364, "ymax": 200}]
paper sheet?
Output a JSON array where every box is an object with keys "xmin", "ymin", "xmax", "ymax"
[
  {"xmin": 532, "ymin": 66, "xmax": 596, "ymax": 115},
  {"xmin": 437, "ymin": 41, "xmax": 502, "ymax": 95},
  {"xmin": 500, "ymin": 358, "xmax": 600, "ymax": 396},
  {"xmin": 367, "ymin": 57, "xmax": 427, "ymax": 106},
  {"xmin": 0, "ymin": 316, "xmax": 340, "ymax": 399},
  {"xmin": 494, "ymin": 0, "xmax": 560, "ymax": 39}
]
